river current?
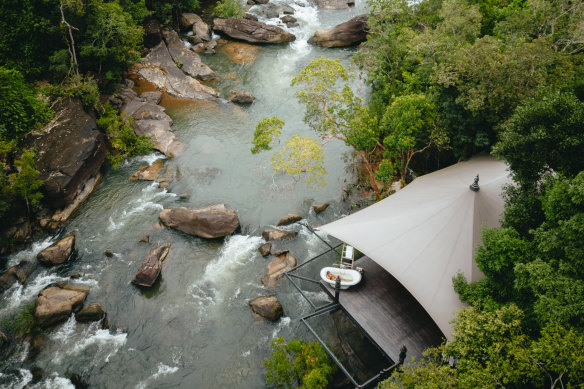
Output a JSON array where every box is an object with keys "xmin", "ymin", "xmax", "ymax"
[{"xmin": 0, "ymin": 1, "xmax": 372, "ymax": 387}]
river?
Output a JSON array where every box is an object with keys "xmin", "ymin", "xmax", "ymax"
[{"xmin": 0, "ymin": 1, "xmax": 373, "ymax": 387}]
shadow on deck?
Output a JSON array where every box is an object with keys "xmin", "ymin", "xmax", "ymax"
[{"xmin": 321, "ymin": 256, "xmax": 445, "ymax": 364}]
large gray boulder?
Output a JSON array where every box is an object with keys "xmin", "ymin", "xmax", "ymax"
[
  {"xmin": 131, "ymin": 41, "xmax": 218, "ymax": 100},
  {"xmin": 121, "ymin": 92, "xmax": 184, "ymax": 158},
  {"xmin": 24, "ymin": 98, "xmax": 106, "ymax": 210},
  {"xmin": 180, "ymin": 13, "xmax": 212, "ymax": 42},
  {"xmin": 213, "ymin": 18, "xmax": 295, "ymax": 44},
  {"xmin": 159, "ymin": 204, "xmax": 239, "ymax": 239},
  {"xmin": 37, "ymin": 233, "xmax": 76, "ymax": 266},
  {"xmin": 35, "ymin": 283, "xmax": 89, "ymax": 328},
  {"xmin": 0, "ymin": 261, "xmax": 34, "ymax": 294},
  {"xmin": 131, "ymin": 243, "xmax": 172, "ymax": 287},
  {"xmin": 310, "ymin": 14, "xmax": 368, "ymax": 47},
  {"xmin": 163, "ymin": 30, "xmax": 215, "ymax": 81},
  {"xmin": 249, "ymin": 295, "xmax": 283, "ymax": 321},
  {"xmin": 261, "ymin": 251, "xmax": 297, "ymax": 287},
  {"xmin": 315, "ymin": 0, "xmax": 354, "ymax": 9}
]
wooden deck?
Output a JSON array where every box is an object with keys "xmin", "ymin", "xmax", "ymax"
[{"xmin": 321, "ymin": 257, "xmax": 445, "ymax": 363}]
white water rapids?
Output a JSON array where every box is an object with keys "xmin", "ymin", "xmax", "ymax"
[{"xmin": 0, "ymin": 1, "xmax": 372, "ymax": 387}]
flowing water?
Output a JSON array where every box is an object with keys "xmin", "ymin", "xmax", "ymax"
[{"xmin": 0, "ymin": 1, "xmax": 373, "ymax": 387}]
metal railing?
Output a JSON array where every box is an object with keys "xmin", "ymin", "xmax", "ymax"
[{"xmin": 284, "ymin": 230, "xmax": 401, "ymax": 389}]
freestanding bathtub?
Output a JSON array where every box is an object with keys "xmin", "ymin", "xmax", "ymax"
[{"xmin": 320, "ymin": 267, "xmax": 362, "ymax": 289}]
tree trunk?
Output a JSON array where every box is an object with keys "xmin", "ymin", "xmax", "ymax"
[{"xmin": 356, "ymin": 149, "xmax": 381, "ymax": 200}]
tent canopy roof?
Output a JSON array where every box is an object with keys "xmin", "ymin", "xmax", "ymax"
[{"xmin": 319, "ymin": 155, "xmax": 511, "ymax": 338}]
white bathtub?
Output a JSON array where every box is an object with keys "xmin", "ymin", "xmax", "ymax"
[{"xmin": 320, "ymin": 267, "xmax": 362, "ymax": 289}]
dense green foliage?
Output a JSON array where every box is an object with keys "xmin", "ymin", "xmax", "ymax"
[
  {"xmin": 264, "ymin": 336, "xmax": 336, "ymax": 389},
  {"xmin": 146, "ymin": 0, "xmax": 198, "ymax": 24},
  {"xmin": 250, "ymin": 117, "xmax": 327, "ymax": 189},
  {"xmin": 0, "ymin": 0, "xmax": 150, "ymax": 83},
  {"xmin": 0, "ymin": 68, "xmax": 52, "ymax": 140},
  {"xmin": 372, "ymin": 0, "xmax": 584, "ymax": 387},
  {"xmin": 214, "ymin": 0, "xmax": 245, "ymax": 18},
  {"xmin": 0, "ymin": 303, "xmax": 40, "ymax": 336},
  {"xmin": 355, "ymin": 0, "xmax": 583, "ymax": 163},
  {"xmin": 97, "ymin": 103, "xmax": 154, "ymax": 169}
]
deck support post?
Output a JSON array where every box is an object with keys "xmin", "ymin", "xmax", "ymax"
[{"xmin": 334, "ymin": 276, "xmax": 341, "ymax": 302}]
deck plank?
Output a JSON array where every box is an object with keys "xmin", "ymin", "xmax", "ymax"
[{"xmin": 322, "ymin": 257, "xmax": 445, "ymax": 363}]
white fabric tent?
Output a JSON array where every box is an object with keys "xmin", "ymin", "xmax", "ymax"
[{"xmin": 318, "ymin": 155, "xmax": 511, "ymax": 338}]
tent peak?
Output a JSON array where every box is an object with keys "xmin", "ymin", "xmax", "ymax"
[{"xmin": 469, "ymin": 174, "xmax": 480, "ymax": 192}]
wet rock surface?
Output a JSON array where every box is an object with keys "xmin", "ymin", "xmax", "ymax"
[
  {"xmin": 213, "ymin": 18, "xmax": 295, "ymax": 44},
  {"xmin": 249, "ymin": 295, "xmax": 283, "ymax": 321},
  {"xmin": 37, "ymin": 234, "xmax": 76, "ymax": 266},
  {"xmin": 131, "ymin": 243, "xmax": 172, "ymax": 287},
  {"xmin": 34, "ymin": 283, "xmax": 90, "ymax": 328},
  {"xmin": 310, "ymin": 14, "xmax": 368, "ymax": 47},
  {"xmin": 159, "ymin": 204, "xmax": 239, "ymax": 239}
]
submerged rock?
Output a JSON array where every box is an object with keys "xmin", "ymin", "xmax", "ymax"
[
  {"xmin": 220, "ymin": 42, "xmax": 263, "ymax": 65},
  {"xmin": 313, "ymin": 203, "xmax": 329, "ymax": 214},
  {"xmin": 261, "ymin": 229, "xmax": 298, "ymax": 241},
  {"xmin": 75, "ymin": 303, "xmax": 106, "ymax": 323},
  {"xmin": 276, "ymin": 214, "xmax": 302, "ymax": 226},
  {"xmin": 131, "ymin": 243, "xmax": 172, "ymax": 287},
  {"xmin": 261, "ymin": 251, "xmax": 297, "ymax": 287},
  {"xmin": 249, "ymin": 295, "xmax": 283, "ymax": 321},
  {"xmin": 228, "ymin": 91, "xmax": 255, "ymax": 104},
  {"xmin": 130, "ymin": 159, "xmax": 179, "ymax": 182},
  {"xmin": 37, "ymin": 233, "xmax": 76, "ymax": 266},
  {"xmin": 310, "ymin": 15, "xmax": 368, "ymax": 48},
  {"xmin": 159, "ymin": 204, "xmax": 239, "ymax": 239},
  {"xmin": 34, "ymin": 283, "xmax": 90, "ymax": 328},
  {"xmin": 213, "ymin": 18, "xmax": 295, "ymax": 44}
]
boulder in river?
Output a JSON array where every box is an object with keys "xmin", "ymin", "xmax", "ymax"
[
  {"xmin": 258, "ymin": 242, "xmax": 272, "ymax": 257},
  {"xmin": 315, "ymin": 0, "xmax": 355, "ymax": 9},
  {"xmin": 229, "ymin": 91, "xmax": 255, "ymax": 104},
  {"xmin": 213, "ymin": 18, "xmax": 295, "ymax": 44},
  {"xmin": 131, "ymin": 40, "xmax": 218, "ymax": 100},
  {"xmin": 180, "ymin": 14, "xmax": 212, "ymax": 42},
  {"xmin": 0, "ymin": 261, "xmax": 34, "ymax": 294},
  {"xmin": 249, "ymin": 295, "xmax": 283, "ymax": 321},
  {"xmin": 75, "ymin": 303, "xmax": 106, "ymax": 323},
  {"xmin": 262, "ymin": 229, "xmax": 298, "ymax": 241},
  {"xmin": 131, "ymin": 243, "xmax": 172, "ymax": 287},
  {"xmin": 34, "ymin": 283, "xmax": 90, "ymax": 328},
  {"xmin": 275, "ymin": 214, "xmax": 302, "ymax": 226},
  {"xmin": 310, "ymin": 14, "xmax": 368, "ymax": 48},
  {"xmin": 130, "ymin": 159, "xmax": 179, "ymax": 182},
  {"xmin": 159, "ymin": 204, "xmax": 239, "ymax": 239},
  {"xmin": 37, "ymin": 233, "xmax": 76, "ymax": 266},
  {"xmin": 261, "ymin": 251, "xmax": 297, "ymax": 287},
  {"xmin": 121, "ymin": 92, "xmax": 184, "ymax": 158},
  {"xmin": 163, "ymin": 30, "xmax": 216, "ymax": 81},
  {"xmin": 313, "ymin": 203, "xmax": 329, "ymax": 214}
]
